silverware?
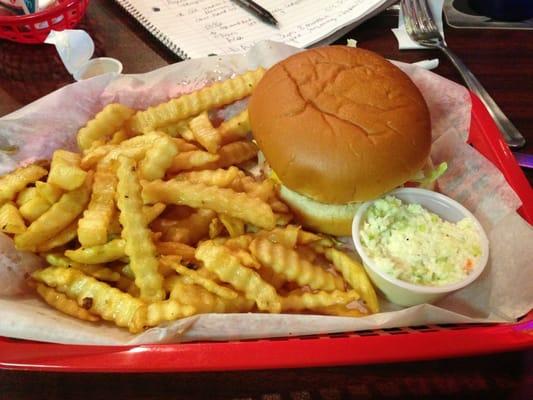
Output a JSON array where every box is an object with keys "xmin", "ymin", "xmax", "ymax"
[{"xmin": 401, "ymin": 0, "xmax": 526, "ymax": 149}]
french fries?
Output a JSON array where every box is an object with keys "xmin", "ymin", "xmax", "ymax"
[
  {"xmin": 0, "ymin": 202, "xmax": 26, "ymax": 234},
  {"xmin": 47, "ymin": 150, "xmax": 87, "ymax": 191},
  {"xmin": 14, "ymin": 172, "xmax": 92, "ymax": 251},
  {"xmin": 196, "ymin": 241, "xmax": 281, "ymax": 313},
  {"xmin": 188, "ymin": 112, "xmax": 221, "ymax": 154},
  {"xmin": 0, "ymin": 164, "xmax": 47, "ymax": 202},
  {"xmin": 77, "ymin": 164, "xmax": 117, "ymax": 247},
  {"xmin": 116, "ymin": 156, "xmax": 165, "ymax": 302},
  {"xmin": 1, "ymin": 68, "xmax": 380, "ymax": 336},
  {"xmin": 142, "ymin": 179, "xmax": 276, "ymax": 229},
  {"xmin": 77, "ymin": 103, "xmax": 135, "ymax": 150},
  {"xmin": 128, "ymin": 68, "xmax": 265, "ymax": 133}
]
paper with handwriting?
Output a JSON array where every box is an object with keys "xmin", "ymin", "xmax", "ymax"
[{"xmin": 115, "ymin": 0, "xmax": 394, "ymax": 58}]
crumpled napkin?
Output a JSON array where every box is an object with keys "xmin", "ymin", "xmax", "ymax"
[{"xmin": 392, "ymin": 0, "xmax": 446, "ymax": 49}]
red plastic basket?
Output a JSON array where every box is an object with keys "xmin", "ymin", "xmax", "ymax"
[
  {"xmin": 0, "ymin": 92, "xmax": 531, "ymax": 372},
  {"xmin": 0, "ymin": 0, "xmax": 89, "ymax": 44}
]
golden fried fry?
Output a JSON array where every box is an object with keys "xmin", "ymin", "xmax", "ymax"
[
  {"xmin": 223, "ymin": 234, "xmax": 254, "ymax": 250},
  {"xmin": 18, "ymin": 191, "xmax": 51, "ymax": 222},
  {"xmin": 65, "ymin": 239, "xmax": 126, "ymax": 264},
  {"xmin": 146, "ymin": 300, "xmax": 196, "ymax": 326},
  {"xmin": 15, "ymin": 186, "xmax": 37, "ymax": 207},
  {"xmin": 323, "ymin": 248, "xmax": 379, "ymax": 314},
  {"xmin": 172, "ymin": 137, "xmax": 199, "ymax": 152},
  {"xmin": 47, "ymin": 150, "xmax": 88, "ymax": 191},
  {"xmin": 257, "ymin": 265, "xmax": 286, "ymax": 290},
  {"xmin": 142, "ymin": 180, "xmax": 275, "ymax": 229},
  {"xmin": 35, "ymin": 181, "xmax": 63, "ymax": 204},
  {"xmin": 167, "ymin": 151, "xmax": 219, "ymax": 173},
  {"xmin": 159, "ymin": 119, "xmax": 195, "ymax": 141},
  {"xmin": 249, "ymin": 238, "xmax": 344, "ymax": 292},
  {"xmin": 0, "ymin": 164, "xmax": 47, "ymax": 202},
  {"xmin": 269, "ymin": 199, "xmax": 290, "ymax": 214},
  {"xmin": 255, "ymin": 225, "xmax": 300, "ymax": 249},
  {"xmin": 139, "ymin": 135, "xmax": 178, "ymax": 180},
  {"xmin": 280, "ymin": 290, "xmax": 360, "ymax": 312},
  {"xmin": 129, "ymin": 68, "xmax": 265, "ymax": 133},
  {"xmin": 232, "ymin": 248, "xmax": 261, "ymax": 270},
  {"xmin": 188, "ymin": 112, "xmax": 221, "ymax": 154},
  {"xmin": 116, "ymin": 156, "xmax": 164, "ymax": 302},
  {"xmin": 45, "ymin": 253, "xmax": 120, "ymax": 282},
  {"xmin": 14, "ymin": 173, "xmax": 92, "ymax": 251},
  {"xmin": 109, "ymin": 129, "xmax": 130, "ymax": 145},
  {"xmin": 196, "ymin": 241, "xmax": 281, "ymax": 313},
  {"xmin": 142, "ymin": 203, "xmax": 166, "ymax": 225},
  {"xmin": 218, "ymin": 109, "xmax": 250, "ymax": 145},
  {"xmin": 81, "ymin": 133, "xmax": 161, "ymax": 169},
  {"xmin": 167, "ymin": 277, "xmax": 254, "ymax": 314},
  {"xmin": 203, "ymin": 141, "xmax": 258, "ymax": 170},
  {"xmin": 174, "ymin": 166, "xmax": 242, "ymax": 188},
  {"xmin": 156, "ymin": 241, "xmax": 196, "ymax": 260},
  {"xmin": 36, "ymin": 283, "xmax": 100, "ymax": 322},
  {"xmin": 208, "ymin": 217, "xmax": 224, "ymax": 239},
  {"xmin": 77, "ymin": 164, "xmax": 117, "ymax": 247},
  {"xmin": 35, "ymin": 219, "xmax": 79, "ymax": 252},
  {"xmin": 219, "ymin": 214, "xmax": 244, "ymax": 238},
  {"xmin": 0, "ymin": 202, "xmax": 26, "ymax": 234},
  {"xmin": 162, "ymin": 258, "xmax": 238, "ymax": 300},
  {"xmin": 77, "ymin": 103, "xmax": 135, "ymax": 150},
  {"xmin": 32, "ymin": 266, "xmax": 146, "ymax": 333},
  {"xmin": 231, "ymin": 176, "xmax": 274, "ymax": 202},
  {"xmin": 316, "ymin": 304, "xmax": 368, "ymax": 317}
]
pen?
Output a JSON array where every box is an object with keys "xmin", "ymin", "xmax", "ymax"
[{"xmin": 232, "ymin": 0, "xmax": 279, "ymax": 26}]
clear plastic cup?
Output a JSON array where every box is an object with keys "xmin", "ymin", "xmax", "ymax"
[{"xmin": 352, "ymin": 188, "xmax": 489, "ymax": 307}]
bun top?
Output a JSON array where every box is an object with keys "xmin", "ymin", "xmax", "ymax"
[{"xmin": 249, "ymin": 46, "xmax": 431, "ymax": 204}]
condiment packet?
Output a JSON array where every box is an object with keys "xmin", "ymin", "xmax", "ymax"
[{"xmin": 45, "ymin": 29, "xmax": 123, "ymax": 81}]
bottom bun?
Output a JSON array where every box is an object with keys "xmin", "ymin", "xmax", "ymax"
[{"xmin": 278, "ymin": 185, "xmax": 360, "ymax": 236}]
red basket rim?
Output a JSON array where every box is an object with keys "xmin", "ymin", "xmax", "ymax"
[{"xmin": 0, "ymin": 0, "xmax": 81, "ymax": 22}]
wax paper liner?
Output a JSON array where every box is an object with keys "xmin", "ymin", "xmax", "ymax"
[{"xmin": 0, "ymin": 41, "xmax": 531, "ymax": 345}]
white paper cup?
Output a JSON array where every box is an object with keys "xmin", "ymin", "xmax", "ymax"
[
  {"xmin": 73, "ymin": 57, "xmax": 123, "ymax": 81},
  {"xmin": 352, "ymin": 188, "xmax": 489, "ymax": 307}
]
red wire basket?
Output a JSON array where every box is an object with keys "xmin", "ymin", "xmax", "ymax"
[{"xmin": 0, "ymin": 0, "xmax": 89, "ymax": 44}]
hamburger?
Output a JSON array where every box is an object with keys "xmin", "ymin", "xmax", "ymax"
[{"xmin": 248, "ymin": 46, "xmax": 433, "ymax": 236}]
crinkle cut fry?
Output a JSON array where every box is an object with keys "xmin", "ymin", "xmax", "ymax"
[
  {"xmin": 323, "ymin": 248, "xmax": 379, "ymax": 314},
  {"xmin": 218, "ymin": 109, "xmax": 250, "ymax": 144},
  {"xmin": 280, "ymin": 290, "xmax": 360, "ymax": 312},
  {"xmin": 166, "ymin": 276, "xmax": 254, "ymax": 314},
  {"xmin": 65, "ymin": 238, "xmax": 126, "ymax": 264},
  {"xmin": 142, "ymin": 179, "xmax": 275, "ymax": 229},
  {"xmin": 77, "ymin": 103, "xmax": 135, "ymax": 150},
  {"xmin": 32, "ymin": 267, "xmax": 146, "ymax": 333},
  {"xmin": 116, "ymin": 156, "xmax": 165, "ymax": 302},
  {"xmin": 14, "ymin": 172, "xmax": 93, "ymax": 251},
  {"xmin": 0, "ymin": 164, "xmax": 47, "ymax": 202},
  {"xmin": 139, "ymin": 134, "xmax": 178, "ymax": 180},
  {"xmin": 146, "ymin": 300, "xmax": 196, "ymax": 326},
  {"xmin": 129, "ymin": 68, "xmax": 265, "ymax": 133},
  {"xmin": 77, "ymin": 164, "xmax": 117, "ymax": 247},
  {"xmin": 35, "ymin": 283, "xmax": 100, "ymax": 322},
  {"xmin": 162, "ymin": 257, "xmax": 238, "ymax": 300},
  {"xmin": 195, "ymin": 241, "xmax": 281, "ymax": 313},
  {"xmin": 249, "ymin": 238, "xmax": 344, "ymax": 292}
]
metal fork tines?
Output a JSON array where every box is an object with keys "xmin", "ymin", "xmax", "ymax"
[{"xmin": 401, "ymin": 0, "xmax": 526, "ymax": 149}]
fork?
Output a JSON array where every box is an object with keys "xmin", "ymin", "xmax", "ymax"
[{"xmin": 401, "ymin": 0, "xmax": 526, "ymax": 149}]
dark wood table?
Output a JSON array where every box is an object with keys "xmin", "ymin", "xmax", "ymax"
[{"xmin": 0, "ymin": 1, "xmax": 532, "ymax": 398}]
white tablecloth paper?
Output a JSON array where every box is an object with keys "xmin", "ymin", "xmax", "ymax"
[{"xmin": 0, "ymin": 41, "xmax": 531, "ymax": 345}]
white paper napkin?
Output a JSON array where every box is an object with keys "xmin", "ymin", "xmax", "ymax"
[{"xmin": 392, "ymin": 0, "xmax": 446, "ymax": 49}]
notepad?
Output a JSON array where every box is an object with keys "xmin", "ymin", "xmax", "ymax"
[{"xmin": 114, "ymin": 0, "xmax": 396, "ymax": 59}]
